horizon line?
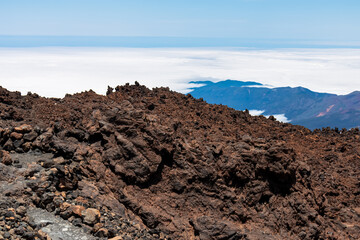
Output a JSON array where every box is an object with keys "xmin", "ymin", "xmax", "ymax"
[{"xmin": 1, "ymin": 35, "xmax": 360, "ymax": 49}]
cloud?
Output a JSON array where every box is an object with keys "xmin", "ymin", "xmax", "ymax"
[
  {"xmin": 269, "ymin": 114, "xmax": 290, "ymax": 123},
  {"xmin": 248, "ymin": 110, "xmax": 265, "ymax": 116},
  {"xmin": 248, "ymin": 110, "xmax": 290, "ymax": 123},
  {"xmin": 0, "ymin": 47, "xmax": 359, "ymax": 98}
]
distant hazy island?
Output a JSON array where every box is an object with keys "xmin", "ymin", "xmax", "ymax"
[{"xmin": 190, "ymin": 80, "xmax": 360, "ymax": 130}]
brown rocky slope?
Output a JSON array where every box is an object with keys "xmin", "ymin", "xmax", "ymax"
[{"xmin": 0, "ymin": 83, "xmax": 359, "ymax": 239}]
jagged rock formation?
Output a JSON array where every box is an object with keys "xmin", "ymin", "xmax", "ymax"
[{"xmin": 0, "ymin": 84, "xmax": 359, "ymax": 239}]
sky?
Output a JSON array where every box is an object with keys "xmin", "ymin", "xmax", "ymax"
[{"xmin": 0, "ymin": 0, "xmax": 360, "ymax": 46}]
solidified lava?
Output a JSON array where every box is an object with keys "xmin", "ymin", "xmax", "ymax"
[{"xmin": 0, "ymin": 84, "xmax": 359, "ymax": 239}]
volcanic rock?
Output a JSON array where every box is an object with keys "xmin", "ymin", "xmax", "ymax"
[
  {"xmin": 81, "ymin": 208, "xmax": 101, "ymax": 225},
  {"xmin": 0, "ymin": 84, "xmax": 359, "ymax": 239},
  {"xmin": 14, "ymin": 124, "xmax": 32, "ymax": 133},
  {"xmin": 0, "ymin": 150, "xmax": 12, "ymax": 165}
]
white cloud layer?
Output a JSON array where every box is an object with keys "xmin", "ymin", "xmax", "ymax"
[
  {"xmin": 269, "ymin": 114, "xmax": 290, "ymax": 123},
  {"xmin": 248, "ymin": 110, "xmax": 290, "ymax": 123},
  {"xmin": 248, "ymin": 110, "xmax": 265, "ymax": 116},
  {"xmin": 0, "ymin": 47, "xmax": 360, "ymax": 98}
]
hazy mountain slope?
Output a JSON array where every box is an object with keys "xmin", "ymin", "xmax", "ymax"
[{"xmin": 190, "ymin": 80, "xmax": 360, "ymax": 129}]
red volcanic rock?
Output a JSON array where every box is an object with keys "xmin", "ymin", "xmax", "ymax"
[
  {"xmin": 0, "ymin": 84, "xmax": 359, "ymax": 239},
  {"xmin": 10, "ymin": 132, "xmax": 23, "ymax": 140},
  {"xmin": 69, "ymin": 205, "xmax": 86, "ymax": 218},
  {"xmin": 14, "ymin": 124, "xmax": 33, "ymax": 133},
  {"xmin": 81, "ymin": 208, "xmax": 101, "ymax": 225},
  {"xmin": 0, "ymin": 150, "xmax": 12, "ymax": 165}
]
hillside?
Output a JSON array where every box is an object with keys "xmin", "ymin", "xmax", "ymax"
[
  {"xmin": 0, "ymin": 84, "xmax": 359, "ymax": 239},
  {"xmin": 190, "ymin": 80, "xmax": 360, "ymax": 129}
]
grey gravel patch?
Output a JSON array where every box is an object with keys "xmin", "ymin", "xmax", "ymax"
[
  {"xmin": 27, "ymin": 207, "xmax": 96, "ymax": 240},
  {"xmin": 10, "ymin": 151, "xmax": 54, "ymax": 166},
  {"xmin": 0, "ymin": 180, "xmax": 26, "ymax": 196}
]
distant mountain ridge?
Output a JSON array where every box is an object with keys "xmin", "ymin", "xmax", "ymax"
[{"xmin": 189, "ymin": 80, "xmax": 360, "ymax": 129}]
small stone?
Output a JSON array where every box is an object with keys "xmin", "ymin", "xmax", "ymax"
[
  {"xmin": 69, "ymin": 205, "xmax": 86, "ymax": 217},
  {"xmin": 6, "ymin": 216, "xmax": 15, "ymax": 221},
  {"xmin": 3, "ymin": 128, "xmax": 12, "ymax": 137},
  {"xmin": 3, "ymin": 139, "xmax": 14, "ymax": 151},
  {"xmin": 53, "ymin": 157, "xmax": 66, "ymax": 165},
  {"xmin": 93, "ymin": 223, "xmax": 103, "ymax": 233},
  {"xmin": 0, "ymin": 150, "xmax": 12, "ymax": 165},
  {"xmin": 14, "ymin": 124, "xmax": 33, "ymax": 133},
  {"xmin": 53, "ymin": 196, "xmax": 64, "ymax": 207},
  {"xmin": 95, "ymin": 228, "xmax": 109, "ymax": 238},
  {"xmin": 23, "ymin": 131, "xmax": 38, "ymax": 141},
  {"xmin": 16, "ymin": 206, "xmax": 27, "ymax": 216},
  {"xmin": 81, "ymin": 208, "xmax": 101, "ymax": 225},
  {"xmin": 15, "ymin": 226, "xmax": 26, "ymax": 236},
  {"xmin": 3, "ymin": 232, "xmax": 10, "ymax": 239},
  {"xmin": 13, "ymin": 139, "xmax": 24, "ymax": 148},
  {"xmin": 22, "ymin": 142, "xmax": 32, "ymax": 152},
  {"xmin": 23, "ymin": 232, "xmax": 35, "ymax": 239},
  {"xmin": 15, "ymin": 147, "xmax": 24, "ymax": 154},
  {"xmin": 37, "ymin": 229, "xmax": 52, "ymax": 240},
  {"xmin": 5, "ymin": 208, "xmax": 15, "ymax": 218},
  {"xmin": 10, "ymin": 132, "xmax": 23, "ymax": 140},
  {"xmin": 72, "ymin": 218, "xmax": 82, "ymax": 227},
  {"xmin": 109, "ymin": 237, "xmax": 123, "ymax": 240},
  {"xmin": 68, "ymin": 216, "xmax": 75, "ymax": 222},
  {"xmin": 42, "ymin": 159, "xmax": 54, "ymax": 168},
  {"xmin": 60, "ymin": 202, "xmax": 71, "ymax": 211}
]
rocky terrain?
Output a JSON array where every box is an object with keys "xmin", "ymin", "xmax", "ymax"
[{"xmin": 0, "ymin": 83, "xmax": 359, "ymax": 239}]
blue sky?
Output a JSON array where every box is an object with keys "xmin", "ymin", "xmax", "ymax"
[{"xmin": 0, "ymin": 0, "xmax": 359, "ymax": 45}]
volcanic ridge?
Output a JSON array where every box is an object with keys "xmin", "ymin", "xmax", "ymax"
[{"xmin": 0, "ymin": 83, "xmax": 359, "ymax": 240}]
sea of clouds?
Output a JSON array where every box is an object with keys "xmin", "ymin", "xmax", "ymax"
[
  {"xmin": 0, "ymin": 47, "xmax": 360, "ymax": 98},
  {"xmin": 248, "ymin": 110, "xmax": 290, "ymax": 123}
]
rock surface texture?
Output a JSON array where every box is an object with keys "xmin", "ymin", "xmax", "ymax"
[{"xmin": 0, "ymin": 84, "xmax": 359, "ymax": 239}]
